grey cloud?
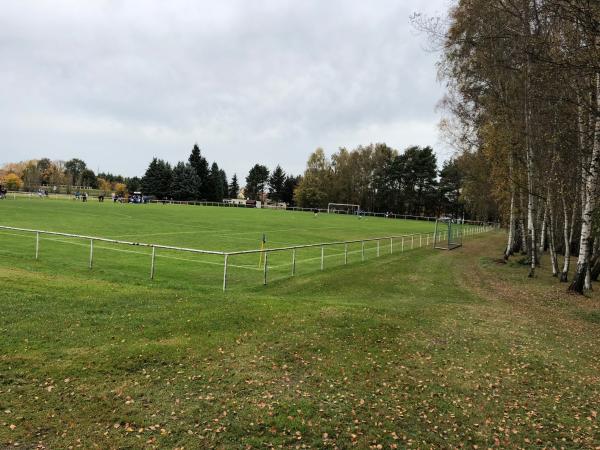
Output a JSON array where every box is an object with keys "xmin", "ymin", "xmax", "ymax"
[{"xmin": 0, "ymin": 0, "xmax": 451, "ymax": 178}]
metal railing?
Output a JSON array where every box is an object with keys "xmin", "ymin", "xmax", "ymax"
[{"xmin": 0, "ymin": 224, "xmax": 494, "ymax": 291}]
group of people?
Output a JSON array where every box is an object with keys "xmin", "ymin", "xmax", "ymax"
[{"xmin": 74, "ymin": 191, "xmax": 89, "ymax": 202}]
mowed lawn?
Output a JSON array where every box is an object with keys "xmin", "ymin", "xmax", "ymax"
[
  {"xmin": 0, "ymin": 198, "xmax": 443, "ymax": 290},
  {"xmin": 0, "ymin": 200, "xmax": 599, "ymax": 448}
]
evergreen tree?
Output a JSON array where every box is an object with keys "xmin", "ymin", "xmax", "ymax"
[
  {"xmin": 220, "ymin": 169, "xmax": 228, "ymax": 200},
  {"xmin": 188, "ymin": 144, "xmax": 209, "ymax": 199},
  {"xmin": 438, "ymin": 159, "xmax": 463, "ymax": 217},
  {"xmin": 245, "ymin": 164, "xmax": 270, "ymax": 200},
  {"xmin": 228, "ymin": 174, "xmax": 240, "ymax": 198},
  {"xmin": 80, "ymin": 169, "xmax": 98, "ymax": 188},
  {"xmin": 282, "ymin": 175, "xmax": 300, "ymax": 205},
  {"xmin": 141, "ymin": 158, "xmax": 172, "ymax": 199},
  {"xmin": 396, "ymin": 146, "xmax": 438, "ymax": 215},
  {"xmin": 268, "ymin": 165, "xmax": 286, "ymax": 202},
  {"xmin": 170, "ymin": 162, "xmax": 200, "ymax": 200},
  {"xmin": 206, "ymin": 162, "xmax": 224, "ymax": 201},
  {"xmin": 124, "ymin": 176, "xmax": 141, "ymax": 192}
]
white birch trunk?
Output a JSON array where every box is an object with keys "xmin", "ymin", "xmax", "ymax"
[
  {"xmin": 504, "ymin": 152, "xmax": 516, "ymax": 260},
  {"xmin": 547, "ymin": 192, "xmax": 559, "ymax": 276},
  {"xmin": 560, "ymin": 189, "xmax": 572, "ymax": 282},
  {"xmin": 569, "ymin": 73, "xmax": 600, "ymax": 293}
]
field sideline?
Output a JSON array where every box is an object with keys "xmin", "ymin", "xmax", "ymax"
[{"xmin": 0, "ymin": 198, "xmax": 468, "ymax": 290}]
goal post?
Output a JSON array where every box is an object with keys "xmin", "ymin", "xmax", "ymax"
[
  {"xmin": 327, "ymin": 203, "xmax": 360, "ymax": 215},
  {"xmin": 433, "ymin": 217, "xmax": 463, "ymax": 250}
]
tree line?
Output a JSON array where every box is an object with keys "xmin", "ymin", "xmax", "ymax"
[
  {"xmin": 0, "ymin": 157, "xmax": 139, "ymax": 195},
  {"xmin": 139, "ymin": 144, "xmax": 301, "ymax": 203},
  {"xmin": 414, "ymin": 0, "xmax": 599, "ymax": 293},
  {"xmin": 294, "ymin": 144, "xmax": 463, "ymax": 217},
  {"xmin": 0, "ymin": 145, "xmax": 303, "ymax": 205},
  {"xmin": 1, "ymin": 142, "xmax": 465, "ymax": 216}
]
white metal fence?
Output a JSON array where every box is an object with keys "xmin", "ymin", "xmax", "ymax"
[{"xmin": 0, "ymin": 223, "xmax": 494, "ymax": 291}]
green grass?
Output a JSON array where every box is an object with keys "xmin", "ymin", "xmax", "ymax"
[
  {"xmin": 0, "ymin": 198, "xmax": 598, "ymax": 448},
  {"xmin": 0, "ymin": 197, "xmax": 446, "ymax": 291}
]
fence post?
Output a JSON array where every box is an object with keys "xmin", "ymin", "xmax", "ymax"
[
  {"xmin": 361, "ymin": 241, "xmax": 365, "ymax": 261},
  {"xmin": 222, "ymin": 254, "xmax": 228, "ymax": 292},
  {"xmin": 420, "ymin": 234, "xmax": 422, "ymax": 248},
  {"xmin": 150, "ymin": 246, "xmax": 156, "ymax": 280},
  {"xmin": 401, "ymin": 236, "xmax": 404, "ymax": 252},
  {"xmin": 426, "ymin": 234, "xmax": 429, "ymax": 247},
  {"xmin": 411, "ymin": 235, "xmax": 414, "ymax": 249},
  {"xmin": 263, "ymin": 252, "xmax": 268, "ymax": 285},
  {"xmin": 320, "ymin": 246, "xmax": 324, "ymax": 270},
  {"xmin": 35, "ymin": 231, "xmax": 39, "ymax": 260},
  {"xmin": 89, "ymin": 239, "xmax": 94, "ymax": 269},
  {"xmin": 344, "ymin": 243, "xmax": 348, "ymax": 264},
  {"xmin": 292, "ymin": 248, "xmax": 296, "ymax": 276},
  {"xmin": 390, "ymin": 237, "xmax": 393, "ymax": 254},
  {"xmin": 377, "ymin": 240, "xmax": 380, "ymax": 257}
]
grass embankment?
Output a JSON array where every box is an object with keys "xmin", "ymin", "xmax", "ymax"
[{"xmin": 1, "ymin": 230, "xmax": 598, "ymax": 448}]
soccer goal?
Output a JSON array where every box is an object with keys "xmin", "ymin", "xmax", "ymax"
[
  {"xmin": 433, "ymin": 217, "xmax": 463, "ymax": 250},
  {"xmin": 327, "ymin": 203, "xmax": 360, "ymax": 215}
]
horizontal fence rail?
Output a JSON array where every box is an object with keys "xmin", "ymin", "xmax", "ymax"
[{"xmin": 0, "ymin": 223, "xmax": 495, "ymax": 291}]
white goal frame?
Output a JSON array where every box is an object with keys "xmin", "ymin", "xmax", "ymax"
[{"xmin": 327, "ymin": 203, "xmax": 360, "ymax": 214}]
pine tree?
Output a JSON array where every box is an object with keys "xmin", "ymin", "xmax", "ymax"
[
  {"xmin": 206, "ymin": 162, "xmax": 224, "ymax": 201},
  {"xmin": 229, "ymin": 174, "xmax": 240, "ymax": 199},
  {"xmin": 170, "ymin": 162, "xmax": 200, "ymax": 200},
  {"xmin": 188, "ymin": 144, "xmax": 209, "ymax": 199},
  {"xmin": 245, "ymin": 164, "xmax": 270, "ymax": 201},
  {"xmin": 141, "ymin": 158, "xmax": 172, "ymax": 199},
  {"xmin": 220, "ymin": 169, "xmax": 228, "ymax": 201},
  {"xmin": 268, "ymin": 165, "xmax": 286, "ymax": 202},
  {"xmin": 282, "ymin": 175, "xmax": 300, "ymax": 205}
]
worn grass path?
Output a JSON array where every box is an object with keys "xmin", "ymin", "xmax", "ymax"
[{"xmin": 0, "ymin": 233, "xmax": 598, "ymax": 448}]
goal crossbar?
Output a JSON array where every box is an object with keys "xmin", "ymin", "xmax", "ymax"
[{"xmin": 327, "ymin": 203, "xmax": 360, "ymax": 214}]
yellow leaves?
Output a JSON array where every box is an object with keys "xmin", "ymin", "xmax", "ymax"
[{"xmin": 9, "ymin": 424, "xmax": 16, "ymax": 430}]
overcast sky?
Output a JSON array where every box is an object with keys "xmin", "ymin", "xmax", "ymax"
[{"xmin": 0, "ymin": 0, "xmax": 452, "ymax": 179}]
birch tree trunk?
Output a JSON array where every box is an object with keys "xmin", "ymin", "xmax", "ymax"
[
  {"xmin": 569, "ymin": 73, "xmax": 600, "ymax": 294},
  {"xmin": 560, "ymin": 194, "xmax": 571, "ymax": 282},
  {"xmin": 524, "ymin": 55, "xmax": 537, "ymax": 278},
  {"xmin": 519, "ymin": 190, "xmax": 528, "ymax": 256},
  {"xmin": 540, "ymin": 207, "xmax": 547, "ymax": 253},
  {"xmin": 504, "ymin": 152, "xmax": 516, "ymax": 260},
  {"xmin": 547, "ymin": 193, "xmax": 559, "ymax": 276}
]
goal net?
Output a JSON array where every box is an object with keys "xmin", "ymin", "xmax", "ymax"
[
  {"xmin": 433, "ymin": 218, "xmax": 463, "ymax": 250},
  {"xmin": 327, "ymin": 203, "xmax": 360, "ymax": 215}
]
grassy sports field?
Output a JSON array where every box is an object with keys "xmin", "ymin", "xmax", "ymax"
[
  {"xmin": 1, "ymin": 198, "xmax": 598, "ymax": 448},
  {"xmin": 0, "ymin": 197, "xmax": 449, "ymax": 290}
]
